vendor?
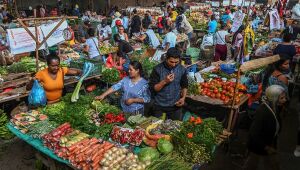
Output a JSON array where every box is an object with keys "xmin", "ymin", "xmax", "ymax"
[
  {"xmin": 114, "ymin": 34, "xmax": 134, "ymax": 57},
  {"xmin": 83, "ymin": 28, "xmax": 101, "ymax": 60},
  {"xmin": 149, "ymin": 48, "xmax": 188, "ymax": 120},
  {"xmin": 106, "ymin": 52, "xmax": 126, "ymax": 71},
  {"xmin": 118, "ymin": 25, "xmax": 129, "ymax": 42},
  {"xmin": 95, "ymin": 61, "xmax": 150, "ymax": 115},
  {"xmin": 130, "ymin": 9, "xmax": 142, "ymax": 37},
  {"xmin": 136, "ymin": 22, "xmax": 160, "ymax": 49},
  {"xmin": 30, "ymin": 55, "xmax": 81, "ymax": 104},
  {"xmin": 97, "ymin": 19, "xmax": 112, "ymax": 42},
  {"xmin": 78, "ymin": 20, "xmax": 91, "ymax": 43},
  {"xmin": 162, "ymin": 25, "xmax": 177, "ymax": 51}
]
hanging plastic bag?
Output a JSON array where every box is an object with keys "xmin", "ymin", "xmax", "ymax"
[{"xmin": 28, "ymin": 80, "xmax": 47, "ymax": 107}]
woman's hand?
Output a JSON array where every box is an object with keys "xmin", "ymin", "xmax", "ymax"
[
  {"xmin": 95, "ymin": 95, "xmax": 105, "ymax": 101},
  {"xmin": 125, "ymin": 98, "xmax": 135, "ymax": 105}
]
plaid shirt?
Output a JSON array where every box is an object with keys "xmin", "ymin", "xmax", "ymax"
[{"xmin": 149, "ymin": 62, "xmax": 188, "ymax": 107}]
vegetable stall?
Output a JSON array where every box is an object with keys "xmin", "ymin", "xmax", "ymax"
[{"xmin": 5, "ymin": 91, "xmax": 225, "ymax": 170}]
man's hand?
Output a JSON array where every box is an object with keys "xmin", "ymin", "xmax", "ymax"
[
  {"xmin": 164, "ymin": 73, "xmax": 175, "ymax": 84},
  {"xmin": 125, "ymin": 98, "xmax": 135, "ymax": 105},
  {"xmin": 175, "ymin": 98, "xmax": 185, "ymax": 107}
]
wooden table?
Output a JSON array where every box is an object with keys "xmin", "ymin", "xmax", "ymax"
[
  {"xmin": 0, "ymin": 74, "xmax": 101, "ymax": 104},
  {"xmin": 187, "ymin": 94, "xmax": 249, "ymax": 132}
]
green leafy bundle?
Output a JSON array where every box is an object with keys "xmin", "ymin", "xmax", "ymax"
[
  {"xmin": 101, "ymin": 68, "xmax": 120, "ymax": 84},
  {"xmin": 146, "ymin": 153, "xmax": 192, "ymax": 170}
]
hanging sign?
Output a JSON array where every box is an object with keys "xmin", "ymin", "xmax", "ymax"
[
  {"xmin": 40, "ymin": 20, "xmax": 68, "ymax": 47},
  {"xmin": 7, "ymin": 27, "xmax": 45, "ymax": 55}
]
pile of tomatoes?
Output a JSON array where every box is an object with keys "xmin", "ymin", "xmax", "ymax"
[{"xmin": 199, "ymin": 78, "xmax": 247, "ymax": 104}]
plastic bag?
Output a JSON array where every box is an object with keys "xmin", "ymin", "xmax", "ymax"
[{"xmin": 28, "ymin": 80, "xmax": 47, "ymax": 107}]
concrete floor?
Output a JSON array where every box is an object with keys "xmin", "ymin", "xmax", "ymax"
[{"xmin": 0, "ymin": 95, "xmax": 299, "ymax": 170}]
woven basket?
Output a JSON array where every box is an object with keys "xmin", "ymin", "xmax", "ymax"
[{"xmin": 240, "ymin": 55, "xmax": 280, "ymax": 73}]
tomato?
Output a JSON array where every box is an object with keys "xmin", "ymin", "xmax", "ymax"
[
  {"xmin": 222, "ymin": 90, "xmax": 227, "ymax": 94},
  {"xmin": 211, "ymin": 93, "xmax": 216, "ymax": 98},
  {"xmin": 86, "ymin": 84, "xmax": 97, "ymax": 92},
  {"xmin": 207, "ymin": 92, "xmax": 211, "ymax": 97},
  {"xmin": 216, "ymin": 93, "xmax": 221, "ymax": 99},
  {"xmin": 213, "ymin": 89, "xmax": 219, "ymax": 94},
  {"xmin": 220, "ymin": 95, "xmax": 226, "ymax": 101},
  {"xmin": 203, "ymin": 83, "xmax": 208, "ymax": 88},
  {"xmin": 224, "ymin": 98, "xmax": 230, "ymax": 104},
  {"xmin": 235, "ymin": 98, "xmax": 240, "ymax": 104}
]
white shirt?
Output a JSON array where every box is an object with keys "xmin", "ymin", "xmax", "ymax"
[
  {"xmin": 162, "ymin": 32, "xmax": 177, "ymax": 48},
  {"xmin": 215, "ymin": 30, "xmax": 229, "ymax": 45},
  {"xmin": 97, "ymin": 25, "xmax": 112, "ymax": 39},
  {"xmin": 85, "ymin": 37, "xmax": 100, "ymax": 58}
]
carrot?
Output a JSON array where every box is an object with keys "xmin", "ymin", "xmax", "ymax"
[
  {"xmin": 84, "ymin": 148, "xmax": 94, "ymax": 156},
  {"xmin": 103, "ymin": 143, "xmax": 114, "ymax": 150},
  {"xmin": 92, "ymin": 164, "xmax": 100, "ymax": 170},
  {"xmin": 89, "ymin": 138, "xmax": 99, "ymax": 145}
]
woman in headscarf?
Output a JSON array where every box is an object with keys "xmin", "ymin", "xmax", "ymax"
[{"xmin": 243, "ymin": 85, "xmax": 287, "ymax": 170}]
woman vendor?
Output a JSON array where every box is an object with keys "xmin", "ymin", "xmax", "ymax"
[
  {"xmin": 136, "ymin": 22, "xmax": 160, "ymax": 49},
  {"xmin": 95, "ymin": 61, "xmax": 150, "ymax": 115},
  {"xmin": 28, "ymin": 55, "xmax": 81, "ymax": 104}
]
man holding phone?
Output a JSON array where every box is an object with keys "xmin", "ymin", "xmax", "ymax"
[{"xmin": 149, "ymin": 47, "xmax": 188, "ymax": 120}]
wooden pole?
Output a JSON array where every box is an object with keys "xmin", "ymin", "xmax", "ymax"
[
  {"xmin": 34, "ymin": 20, "xmax": 40, "ymax": 72},
  {"xmin": 226, "ymin": 67, "xmax": 241, "ymax": 131}
]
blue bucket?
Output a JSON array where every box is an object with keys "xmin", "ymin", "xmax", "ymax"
[{"xmin": 220, "ymin": 64, "xmax": 236, "ymax": 74}]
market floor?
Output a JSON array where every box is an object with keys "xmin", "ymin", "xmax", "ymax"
[{"xmin": 0, "ymin": 96, "xmax": 300, "ymax": 170}]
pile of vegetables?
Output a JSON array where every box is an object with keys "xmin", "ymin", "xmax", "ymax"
[
  {"xmin": 59, "ymin": 130, "xmax": 89, "ymax": 147},
  {"xmin": 138, "ymin": 147, "xmax": 160, "ymax": 163},
  {"xmin": 127, "ymin": 114, "xmax": 148, "ymax": 127},
  {"xmin": 0, "ymin": 110, "xmax": 14, "ymax": 140},
  {"xmin": 43, "ymin": 123, "xmax": 74, "ymax": 151},
  {"xmin": 101, "ymin": 147, "xmax": 148, "ymax": 170},
  {"xmin": 111, "ymin": 126, "xmax": 145, "ymax": 145},
  {"xmin": 171, "ymin": 117, "xmax": 223, "ymax": 164},
  {"xmin": 146, "ymin": 153, "xmax": 192, "ymax": 170},
  {"xmin": 11, "ymin": 110, "xmax": 48, "ymax": 133},
  {"xmin": 188, "ymin": 77, "xmax": 201, "ymax": 95},
  {"xmin": 140, "ymin": 58, "xmax": 159, "ymax": 78},
  {"xmin": 91, "ymin": 100, "xmax": 120, "ymax": 116},
  {"xmin": 57, "ymin": 138, "xmax": 114, "ymax": 170},
  {"xmin": 101, "ymin": 67, "xmax": 121, "ymax": 84},
  {"xmin": 6, "ymin": 57, "xmax": 46, "ymax": 73},
  {"xmin": 144, "ymin": 123, "xmax": 171, "ymax": 148},
  {"xmin": 43, "ymin": 94, "xmax": 96, "ymax": 135},
  {"xmin": 71, "ymin": 62, "xmax": 94, "ymax": 102},
  {"xmin": 27, "ymin": 120, "xmax": 58, "ymax": 139}
]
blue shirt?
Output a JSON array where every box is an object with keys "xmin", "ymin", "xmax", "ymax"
[
  {"xmin": 208, "ymin": 20, "xmax": 218, "ymax": 33},
  {"xmin": 162, "ymin": 32, "xmax": 177, "ymax": 48},
  {"xmin": 112, "ymin": 77, "xmax": 150, "ymax": 114},
  {"xmin": 221, "ymin": 14, "xmax": 231, "ymax": 24},
  {"xmin": 122, "ymin": 17, "xmax": 129, "ymax": 29}
]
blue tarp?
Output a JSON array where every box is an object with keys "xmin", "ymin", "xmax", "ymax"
[{"xmin": 7, "ymin": 123, "xmax": 70, "ymax": 165}]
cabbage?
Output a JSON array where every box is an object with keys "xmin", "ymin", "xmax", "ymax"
[
  {"xmin": 157, "ymin": 138, "xmax": 173, "ymax": 154},
  {"xmin": 138, "ymin": 147, "xmax": 160, "ymax": 162}
]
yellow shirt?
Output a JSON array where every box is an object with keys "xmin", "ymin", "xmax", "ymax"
[
  {"xmin": 171, "ymin": 11, "xmax": 178, "ymax": 22},
  {"xmin": 35, "ymin": 67, "xmax": 68, "ymax": 102}
]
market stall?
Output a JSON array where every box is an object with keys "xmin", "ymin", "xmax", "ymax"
[
  {"xmin": 3, "ymin": 91, "xmax": 227, "ymax": 170},
  {"xmin": 186, "ymin": 55, "xmax": 281, "ymax": 132}
]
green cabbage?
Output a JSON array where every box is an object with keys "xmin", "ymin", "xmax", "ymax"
[
  {"xmin": 157, "ymin": 138, "xmax": 173, "ymax": 154},
  {"xmin": 138, "ymin": 147, "xmax": 160, "ymax": 162}
]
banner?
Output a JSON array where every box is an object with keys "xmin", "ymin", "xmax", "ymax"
[
  {"xmin": 7, "ymin": 20, "xmax": 68, "ymax": 55},
  {"xmin": 7, "ymin": 27, "xmax": 45, "ymax": 55},
  {"xmin": 231, "ymin": 11, "xmax": 245, "ymax": 32},
  {"xmin": 40, "ymin": 20, "xmax": 68, "ymax": 47}
]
